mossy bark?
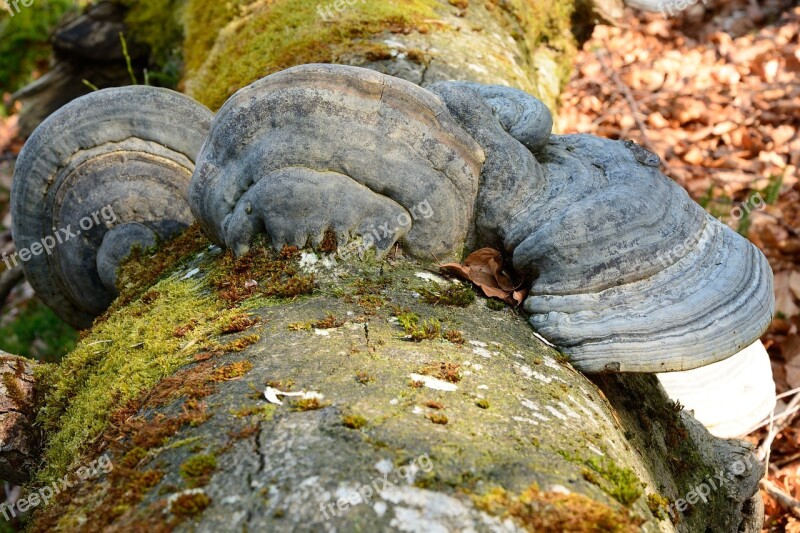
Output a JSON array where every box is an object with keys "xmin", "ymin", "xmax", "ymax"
[
  {"xmin": 180, "ymin": 0, "xmax": 577, "ymax": 111},
  {"xmin": 24, "ymin": 248, "xmax": 762, "ymax": 532}
]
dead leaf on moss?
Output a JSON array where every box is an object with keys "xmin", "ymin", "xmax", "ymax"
[{"xmin": 440, "ymin": 248, "xmax": 527, "ymax": 306}]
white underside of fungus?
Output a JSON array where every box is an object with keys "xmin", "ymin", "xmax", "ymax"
[{"xmin": 658, "ymin": 340, "xmax": 776, "ymax": 439}]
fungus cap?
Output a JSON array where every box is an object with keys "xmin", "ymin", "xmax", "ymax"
[
  {"xmin": 514, "ymin": 134, "xmax": 774, "ymax": 373},
  {"xmin": 189, "ymin": 64, "xmax": 485, "ymax": 261},
  {"xmin": 11, "ymin": 86, "xmax": 213, "ymax": 328}
]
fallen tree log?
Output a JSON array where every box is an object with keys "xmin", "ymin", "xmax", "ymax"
[{"xmin": 16, "ymin": 244, "xmax": 762, "ymax": 532}]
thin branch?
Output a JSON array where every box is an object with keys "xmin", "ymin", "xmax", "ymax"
[
  {"xmin": 761, "ymin": 478, "xmax": 800, "ymax": 519},
  {"xmin": 755, "ymin": 391, "xmax": 800, "ymax": 465}
]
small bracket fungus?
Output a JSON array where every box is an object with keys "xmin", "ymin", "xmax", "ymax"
[{"xmin": 11, "ymin": 86, "xmax": 213, "ymax": 328}]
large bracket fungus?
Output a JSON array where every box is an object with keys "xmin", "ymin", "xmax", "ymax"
[
  {"xmin": 188, "ymin": 63, "xmax": 775, "ymax": 375},
  {"xmin": 10, "ymin": 64, "xmax": 774, "ymax": 375},
  {"xmin": 188, "ymin": 64, "xmax": 485, "ymax": 260},
  {"xmin": 11, "ymin": 86, "xmax": 213, "ymax": 329}
]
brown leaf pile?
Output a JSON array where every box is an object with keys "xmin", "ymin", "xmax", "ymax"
[
  {"xmin": 559, "ymin": 1, "xmax": 798, "ymax": 530},
  {"xmin": 440, "ymin": 248, "xmax": 527, "ymax": 306}
]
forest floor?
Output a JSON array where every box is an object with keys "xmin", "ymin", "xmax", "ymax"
[
  {"xmin": 557, "ymin": 1, "xmax": 799, "ymax": 529},
  {"xmin": 0, "ymin": 0, "xmax": 799, "ymax": 528}
]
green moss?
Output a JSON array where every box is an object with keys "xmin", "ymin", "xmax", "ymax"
[
  {"xmin": 342, "ymin": 414, "xmax": 368, "ymax": 429},
  {"xmin": 180, "ymin": 454, "xmax": 217, "ymax": 487},
  {"xmin": 119, "ymin": 0, "xmax": 184, "ymax": 70},
  {"xmin": 1, "ymin": 370, "xmax": 27, "ymax": 410},
  {"xmin": 419, "ymin": 361, "xmax": 461, "ymax": 383},
  {"xmin": 486, "ymin": 0, "xmax": 576, "ymax": 103},
  {"xmin": 419, "ymin": 281, "xmax": 476, "ymax": 307},
  {"xmin": 443, "ymin": 329, "xmax": 464, "ymax": 344},
  {"xmin": 205, "ymin": 241, "xmax": 315, "ymax": 304},
  {"xmin": 107, "ymin": 224, "xmax": 210, "ymax": 316},
  {"xmin": 427, "ymin": 412, "xmax": 448, "ymax": 424},
  {"xmin": 355, "ymin": 371, "xmax": 373, "ymax": 384},
  {"xmin": 583, "ymin": 457, "xmax": 643, "ymax": 507},
  {"xmin": 408, "ymin": 318, "xmax": 442, "ymax": 342},
  {"xmin": 184, "ymin": 0, "xmax": 439, "ymax": 109},
  {"xmin": 34, "ymin": 265, "xmax": 250, "ymax": 483},
  {"xmin": 474, "ymin": 485, "xmax": 641, "ymax": 532},
  {"xmin": 170, "ymin": 491, "xmax": 212, "ymax": 517},
  {"xmin": 646, "ymin": 492, "xmax": 670, "ymax": 519},
  {"xmin": 485, "ymin": 298, "xmax": 507, "ymax": 311},
  {"xmin": 120, "ymin": 447, "xmax": 149, "ymax": 469},
  {"xmin": 395, "ymin": 311, "xmax": 420, "ymax": 332},
  {"xmin": 294, "ymin": 397, "xmax": 329, "ymax": 411},
  {"xmin": 0, "ymin": 0, "xmax": 85, "ymax": 93},
  {"xmin": 233, "ymin": 404, "xmax": 277, "ymax": 419},
  {"xmin": 312, "ymin": 313, "xmax": 344, "ymax": 329}
]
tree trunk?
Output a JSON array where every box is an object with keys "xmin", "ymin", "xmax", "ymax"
[{"xmin": 5, "ymin": 2, "xmax": 764, "ymax": 532}]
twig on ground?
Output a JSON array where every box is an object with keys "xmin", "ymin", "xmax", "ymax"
[
  {"xmin": 756, "ymin": 391, "xmax": 800, "ymax": 465},
  {"xmin": 597, "ymin": 50, "xmax": 679, "ymax": 182},
  {"xmin": 761, "ymin": 478, "xmax": 800, "ymax": 519}
]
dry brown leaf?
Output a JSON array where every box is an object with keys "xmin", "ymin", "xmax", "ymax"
[
  {"xmin": 777, "ymin": 271, "xmax": 800, "ymax": 318},
  {"xmin": 440, "ymin": 248, "xmax": 526, "ymax": 306}
]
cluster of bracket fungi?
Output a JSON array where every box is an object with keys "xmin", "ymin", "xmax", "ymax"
[{"xmin": 11, "ymin": 65, "xmax": 775, "ymax": 407}]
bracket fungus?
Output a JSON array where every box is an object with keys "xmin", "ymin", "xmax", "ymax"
[
  {"xmin": 10, "ymin": 64, "xmax": 774, "ymax": 378},
  {"xmin": 189, "ymin": 64, "xmax": 774, "ymax": 374},
  {"xmin": 188, "ymin": 64, "xmax": 485, "ymax": 260},
  {"xmin": 11, "ymin": 86, "xmax": 212, "ymax": 328}
]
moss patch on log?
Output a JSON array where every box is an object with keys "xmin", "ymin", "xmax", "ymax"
[
  {"xmin": 119, "ymin": 0, "xmax": 185, "ymax": 67},
  {"xmin": 474, "ymin": 484, "xmax": 642, "ymax": 532},
  {"xmin": 32, "ymin": 231, "xmax": 306, "ymax": 484},
  {"xmin": 183, "ymin": 0, "xmax": 440, "ymax": 109},
  {"xmin": 25, "ymin": 228, "xmax": 753, "ymax": 531}
]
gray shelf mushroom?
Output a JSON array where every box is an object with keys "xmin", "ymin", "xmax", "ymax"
[
  {"xmin": 189, "ymin": 64, "xmax": 774, "ymax": 374},
  {"xmin": 189, "ymin": 63, "xmax": 484, "ymax": 260},
  {"xmin": 11, "ymin": 86, "xmax": 213, "ymax": 329},
  {"xmin": 11, "ymin": 63, "xmax": 773, "ymax": 376}
]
